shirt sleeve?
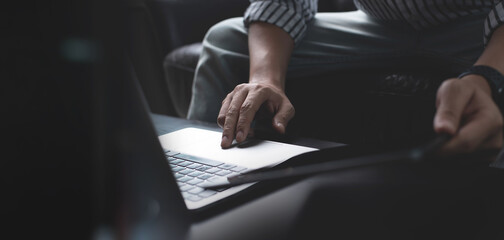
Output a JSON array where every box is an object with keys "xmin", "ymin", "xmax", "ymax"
[
  {"xmin": 243, "ymin": 0, "xmax": 318, "ymax": 44},
  {"xmin": 484, "ymin": 1, "xmax": 504, "ymax": 45}
]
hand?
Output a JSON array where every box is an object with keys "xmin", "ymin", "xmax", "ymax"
[
  {"xmin": 217, "ymin": 82, "xmax": 295, "ymax": 148},
  {"xmin": 434, "ymin": 75, "xmax": 503, "ymax": 156}
]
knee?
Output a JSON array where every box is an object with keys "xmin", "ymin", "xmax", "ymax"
[{"xmin": 203, "ymin": 17, "xmax": 248, "ymax": 52}]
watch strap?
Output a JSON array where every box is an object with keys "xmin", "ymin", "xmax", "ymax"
[{"xmin": 458, "ymin": 65, "xmax": 504, "ymax": 107}]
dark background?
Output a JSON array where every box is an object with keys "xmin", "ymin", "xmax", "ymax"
[{"xmin": 2, "ymin": 1, "xmax": 123, "ymax": 238}]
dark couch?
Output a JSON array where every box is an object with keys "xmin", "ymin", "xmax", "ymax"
[{"xmin": 129, "ymin": 0, "xmax": 460, "ymax": 147}]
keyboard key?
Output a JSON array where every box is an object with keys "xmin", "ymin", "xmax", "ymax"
[
  {"xmin": 188, "ymin": 171, "xmax": 204, "ymax": 177},
  {"xmin": 187, "ymin": 178, "xmax": 204, "ymax": 185},
  {"xmin": 186, "ymin": 163, "xmax": 203, "ymax": 169},
  {"xmin": 207, "ymin": 176, "xmax": 226, "ymax": 183},
  {"xmin": 186, "ymin": 195, "xmax": 202, "ymax": 202},
  {"xmin": 168, "ymin": 158, "xmax": 184, "ymax": 164},
  {"xmin": 178, "ymin": 176, "xmax": 194, "ymax": 183},
  {"xmin": 171, "ymin": 166, "xmax": 185, "ymax": 172},
  {"xmin": 205, "ymin": 167, "xmax": 221, "ymax": 174},
  {"xmin": 180, "ymin": 185, "xmax": 195, "ymax": 192},
  {"xmin": 176, "ymin": 153, "xmax": 224, "ymax": 167},
  {"xmin": 177, "ymin": 161, "xmax": 193, "ymax": 167},
  {"xmin": 198, "ymin": 190, "xmax": 217, "ymax": 198},
  {"xmin": 219, "ymin": 164, "xmax": 236, "ymax": 170},
  {"xmin": 181, "ymin": 192, "xmax": 192, "ymax": 199},
  {"xmin": 179, "ymin": 169, "xmax": 194, "ymax": 175},
  {"xmin": 197, "ymin": 174, "xmax": 213, "ymax": 180},
  {"xmin": 188, "ymin": 187, "xmax": 204, "ymax": 194},
  {"xmin": 196, "ymin": 165, "xmax": 212, "ymax": 172},
  {"xmin": 167, "ymin": 151, "xmax": 180, "ymax": 157}
]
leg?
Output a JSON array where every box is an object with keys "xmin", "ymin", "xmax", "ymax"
[
  {"xmin": 416, "ymin": 12, "xmax": 487, "ymax": 71},
  {"xmin": 187, "ymin": 18, "xmax": 250, "ymax": 122},
  {"xmin": 285, "ymin": 12, "xmax": 488, "ymax": 144}
]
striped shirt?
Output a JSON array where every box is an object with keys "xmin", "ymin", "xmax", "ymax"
[{"xmin": 243, "ymin": 0, "xmax": 504, "ymax": 45}]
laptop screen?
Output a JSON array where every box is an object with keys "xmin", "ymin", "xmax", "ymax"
[{"xmin": 92, "ymin": 57, "xmax": 190, "ymax": 238}]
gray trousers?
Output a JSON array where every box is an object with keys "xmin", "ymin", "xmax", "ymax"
[{"xmin": 187, "ymin": 10, "xmax": 487, "ymax": 127}]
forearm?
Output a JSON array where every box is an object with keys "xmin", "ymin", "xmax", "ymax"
[
  {"xmin": 248, "ymin": 22, "xmax": 294, "ymax": 91},
  {"xmin": 476, "ymin": 26, "xmax": 504, "ymax": 73}
]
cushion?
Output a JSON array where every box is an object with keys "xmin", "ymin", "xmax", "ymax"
[{"xmin": 164, "ymin": 43, "xmax": 203, "ymax": 117}]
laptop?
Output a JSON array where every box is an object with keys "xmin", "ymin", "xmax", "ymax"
[
  {"xmin": 114, "ymin": 58, "xmax": 317, "ymax": 222},
  {"xmin": 158, "ymin": 126, "xmax": 316, "ymax": 210}
]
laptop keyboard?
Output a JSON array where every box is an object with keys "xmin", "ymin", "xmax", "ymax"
[{"xmin": 163, "ymin": 149, "xmax": 248, "ymax": 202}]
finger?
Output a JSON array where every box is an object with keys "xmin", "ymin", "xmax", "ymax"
[
  {"xmin": 439, "ymin": 109, "xmax": 502, "ymax": 155},
  {"xmin": 221, "ymin": 89, "xmax": 248, "ymax": 148},
  {"xmin": 434, "ymin": 80, "xmax": 472, "ymax": 135},
  {"xmin": 218, "ymin": 93, "xmax": 233, "ymax": 128},
  {"xmin": 235, "ymin": 92, "xmax": 266, "ymax": 142},
  {"xmin": 272, "ymin": 100, "xmax": 295, "ymax": 134}
]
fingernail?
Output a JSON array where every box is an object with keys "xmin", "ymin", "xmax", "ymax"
[
  {"xmin": 236, "ymin": 131, "xmax": 244, "ymax": 141},
  {"xmin": 221, "ymin": 135, "xmax": 229, "ymax": 146},
  {"xmin": 276, "ymin": 122, "xmax": 285, "ymax": 132}
]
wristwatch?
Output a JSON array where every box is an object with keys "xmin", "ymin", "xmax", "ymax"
[{"xmin": 458, "ymin": 65, "xmax": 504, "ymax": 111}]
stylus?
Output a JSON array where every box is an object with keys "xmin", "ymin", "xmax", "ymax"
[{"xmin": 202, "ymin": 134, "xmax": 453, "ymax": 189}]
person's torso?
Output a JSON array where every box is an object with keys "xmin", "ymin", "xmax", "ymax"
[{"xmin": 353, "ymin": 0, "xmax": 495, "ymax": 29}]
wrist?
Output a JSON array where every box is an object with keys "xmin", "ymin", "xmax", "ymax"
[
  {"xmin": 249, "ymin": 72, "xmax": 285, "ymax": 91},
  {"xmin": 458, "ymin": 65, "xmax": 504, "ymax": 110},
  {"xmin": 458, "ymin": 74, "xmax": 492, "ymax": 96}
]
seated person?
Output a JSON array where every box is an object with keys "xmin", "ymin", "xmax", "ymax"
[{"xmin": 187, "ymin": 0, "xmax": 504, "ymax": 156}]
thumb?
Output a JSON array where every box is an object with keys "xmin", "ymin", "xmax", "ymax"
[
  {"xmin": 272, "ymin": 103, "xmax": 295, "ymax": 134},
  {"xmin": 433, "ymin": 80, "xmax": 471, "ymax": 135}
]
